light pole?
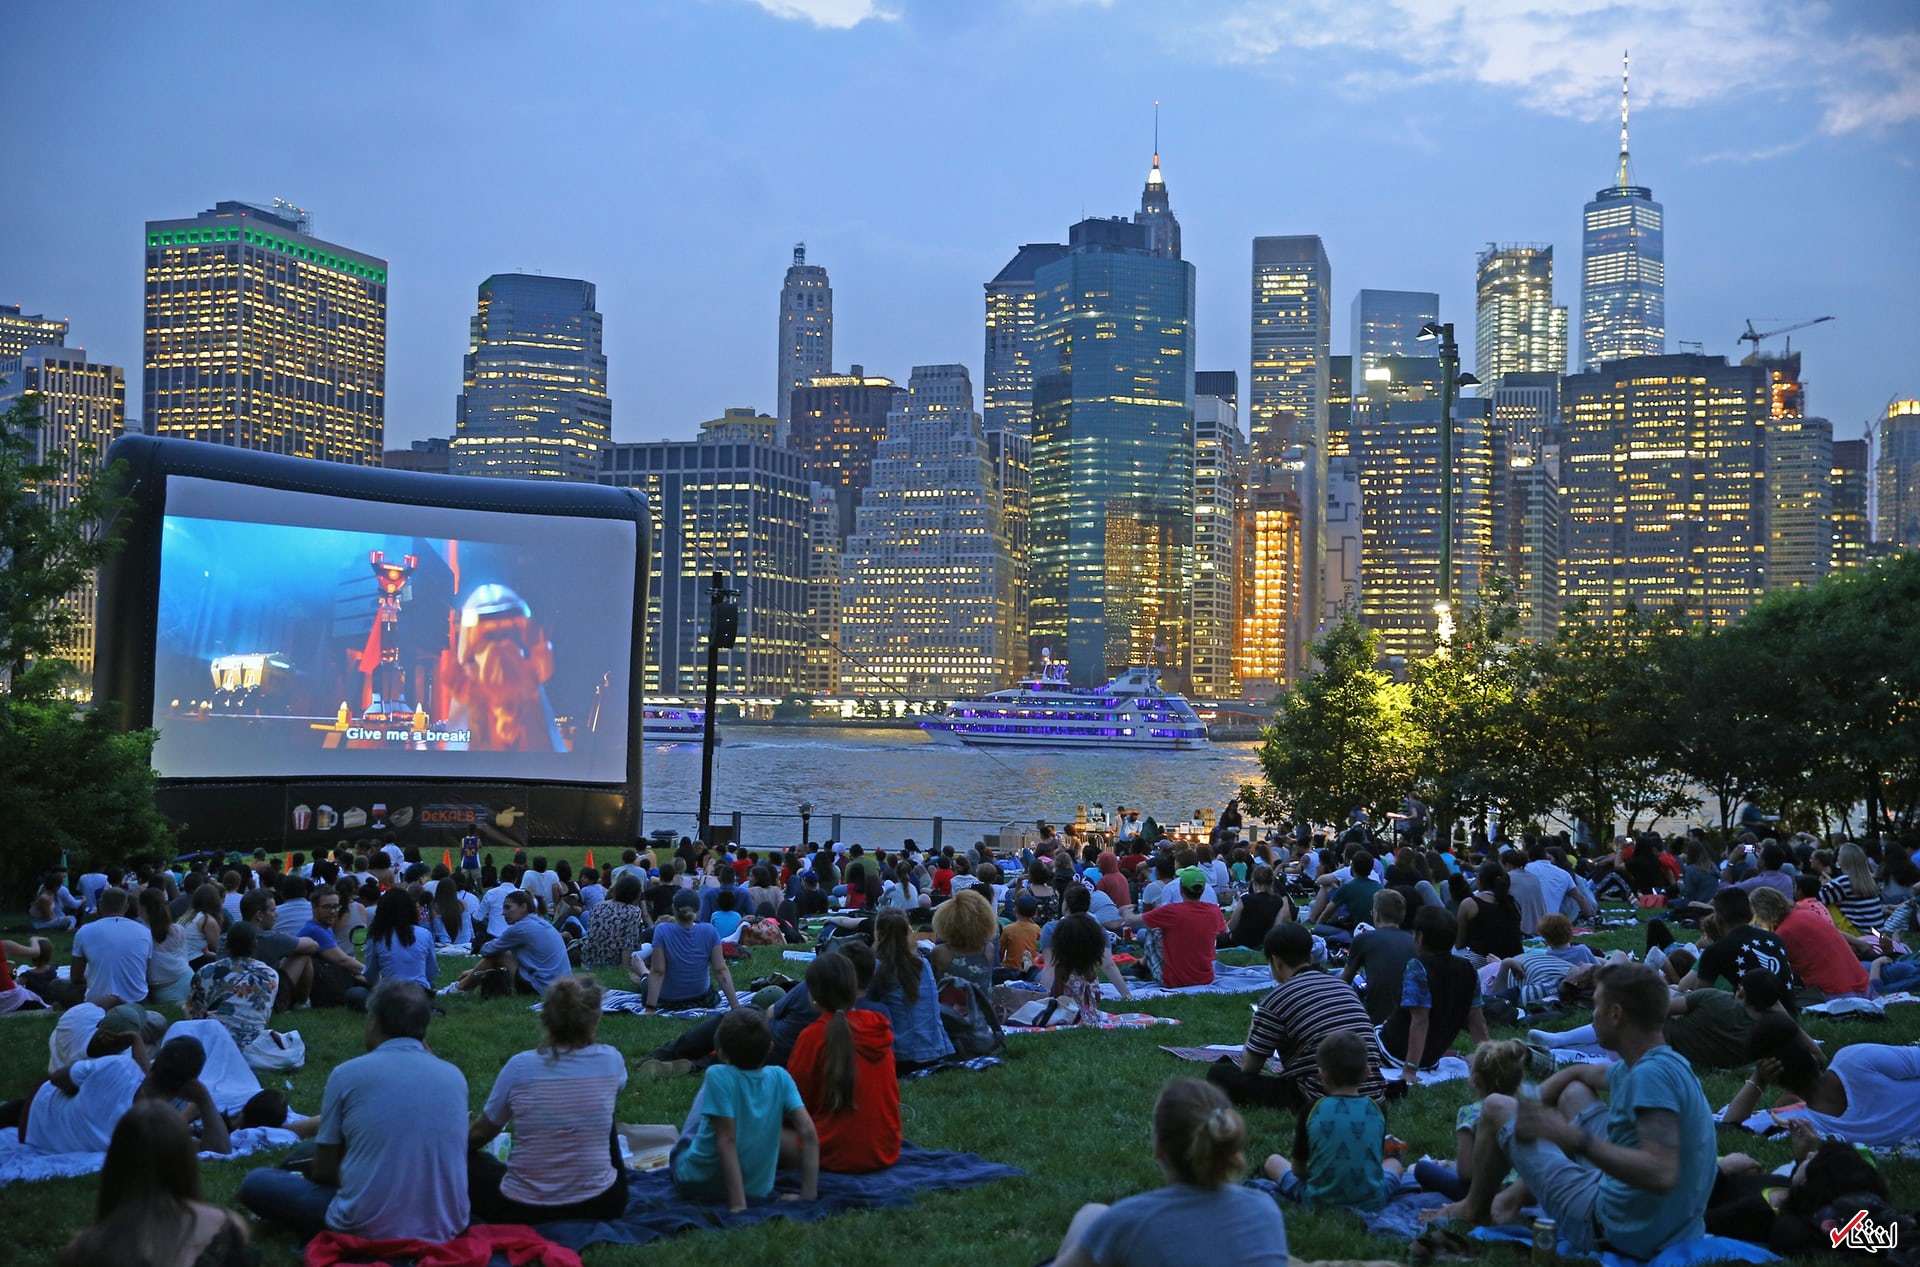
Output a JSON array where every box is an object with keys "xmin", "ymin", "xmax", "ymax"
[
  {"xmin": 698, "ymin": 570, "xmax": 738, "ymax": 848},
  {"xmin": 1416, "ymin": 321, "xmax": 1480, "ymax": 638},
  {"xmin": 798, "ymin": 800, "xmax": 813, "ymax": 849}
]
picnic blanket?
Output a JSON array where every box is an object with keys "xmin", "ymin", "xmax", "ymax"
[
  {"xmin": 1102, "ymin": 963, "xmax": 1273, "ymax": 1000},
  {"xmin": 905, "ymin": 1055, "xmax": 1003, "ymax": 1080},
  {"xmin": 305, "ymin": 1224, "xmax": 580, "ymax": 1267},
  {"xmin": 532, "ymin": 990, "xmax": 733, "ymax": 1021},
  {"xmin": 1005, "ymin": 1011, "xmax": 1180, "ymax": 1033},
  {"xmin": 1801, "ymin": 991, "xmax": 1919, "ymax": 1017},
  {"xmin": 534, "ymin": 1144, "xmax": 1021, "ymax": 1251},
  {"xmin": 1161, "ymin": 1043, "xmax": 1469, "ymax": 1087},
  {"xmin": 1470, "ymin": 1224, "xmax": 1777, "ymax": 1267},
  {"xmin": 0, "ymin": 1123, "xmax": 298, "ymax": 1187},
  {"xmin": 1359, "ymin": 1187, "xmax": 1450, "ymax": 1238}
]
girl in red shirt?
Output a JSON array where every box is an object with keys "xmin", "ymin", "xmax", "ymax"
[{"xmin": 787, "ymin": 952, "xmax": 900, "ymax": 1172}]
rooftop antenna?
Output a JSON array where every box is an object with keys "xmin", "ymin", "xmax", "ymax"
[
  {"xmin": 1617, "ymin": 50, "xmax": 1632, "ymax": 188},
  {"xmin": 1148, "ymin": 99, "xmax": 1164, "ymax": 186}
]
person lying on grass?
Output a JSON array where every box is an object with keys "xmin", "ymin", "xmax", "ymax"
[
  {"xmin": 1722, "ymin": 1013, "xmax": 1920, "ymax": 1149},
  {"xmin": 625, "ymin": 1008, "xmax": 819, "ymax": 1212},
  {"xmin": 19, "ymin": 1033, "xmax": 232, "ymax": 1157},
  {"xmin": 1053, "ymin": 1076, "xmax": 1289, "ymax": 1267},
  {"xmin": 1262, "ymin": 1029, "xmax": 1405, "ymax": 1211}
]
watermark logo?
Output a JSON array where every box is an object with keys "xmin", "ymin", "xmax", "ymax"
[{"xmin": 1831, "ymin": 1209, "xmax": 1898, "ymax": 1253}]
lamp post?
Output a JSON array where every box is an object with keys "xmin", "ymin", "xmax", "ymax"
[
  {"xmin": 798, "ymin": 800, "xmax": 813, "ymax": 849},
  {"xmin": 1415, "ymin": 321, "xmax": 1480, "ymax": 639},
  {"xmin": 698, "ymin": 570, "xmax": 738, "ymax": 848}
]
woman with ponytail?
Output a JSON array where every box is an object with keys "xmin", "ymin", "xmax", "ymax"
[
  {"xmin": 1054, "ymin": 1076, "xmax": 1288, "ymax": 1266},
  {"xmin": 1455, "ymin": 862, "xmax": 1523, "ymax": 966},
  {"xmin": 786, "ymin": 950, "xmax": 899, "ymax": 1172}
]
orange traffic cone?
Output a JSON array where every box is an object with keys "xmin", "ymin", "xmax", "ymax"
[
  {"xmin": 441, "ymin": 848, "xmax": 453, "ymax": 871},
  {"xmin": 282, "ymin": 851, "xmax": 292, "ymax": 872},
  {"xmin": 583, "ymin": 848, "xmax": 597, "ymax": 871}
]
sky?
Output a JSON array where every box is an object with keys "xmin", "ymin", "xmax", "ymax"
[{"xmin": 4, "ymin": 0, "xmax": 1917, "ymax": 447}]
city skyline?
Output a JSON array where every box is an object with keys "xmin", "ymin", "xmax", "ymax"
[{"xmin": 4, "ymin": 3, "xmax": 1913, "ymax": 451}]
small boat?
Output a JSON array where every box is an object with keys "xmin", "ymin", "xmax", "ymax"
[
  {"xmin": 921, "ymin": 658, "xmax": 1208, "ymax": 750},
  {"xmin": 642, "ymin": 704, "xmax": 711, "ymax": 744}
]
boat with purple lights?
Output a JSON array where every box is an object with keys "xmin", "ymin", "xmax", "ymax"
[{"xmin": 921, "ymin": 659, "xmax": 1208, "ymax": 750}]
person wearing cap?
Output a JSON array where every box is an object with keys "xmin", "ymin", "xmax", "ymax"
[
  {"xmin": 1122, "ymin": 867, "xmax": 1225, "ymax": 988},
  {"xmin": 634, "ymin": 889, "xmax": 738, "ymax": 1011}
]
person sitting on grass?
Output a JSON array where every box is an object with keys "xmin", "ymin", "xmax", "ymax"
[
  {"xmin": 1378, "ymin": 906, "xmax": 1491, "ymax": 1084},
  {"xmin": 709, "ymin": 887, "xmax": 745, "ymax": 941},
  {"xmin": 787, "ymin": 951, "xmax": 899, "ymax": 1173},
  {"xmin": 638, "ymin": 940, "xmax": 879, "ymax": 1078},
  {"xmin": 1122, "ymin": 867, "xmax": 1225, "ymax": 988},
  {"xmin": 238, "ymin": 980, "xmax": 469, "ymax": 1242},
  {"xmin": 1677, "ymin": 886, "xmax": 1795, "ymax": 998},
  {"xmin": 1208, "ymin": 922, "xmax": 1383, "ymax": 1114},
  {"xmin": 1262, "ymin": 1030, "xmax": 1405, "ymax": 1211},
  {"xmin": 453, "ymin": 890, "xmax": 570, "ymax": 998},
  {"xmin": 1342, "ymin": 889, "xmax": 1415, "ymax": 1023},
  {"xmin": 467, "ymin": 974, "xmax": 629, "ymax": 1223},
  {"xmin": 360, "ymin": 887, "xmax": 438, "ymax": 998},
  {"xmin": 1218, "ymin": 864, "xmax": 1290, "ymax": 951},
  {"xmin": 1773, "ymin": 873, "xmax": 1869, "ymax": 998},
  {"xmin": 626, "ymin": 1009, "xmax": 819, "ymax": 1212},
  {"xmin": 1038, "ymin": 910, "xmax": 1133, "ymax": 1020},
  {"xmin": 1000, "ymin": 894, "xmax": 1043, "ymax": 976},
  {"xmin": 0, "ymin": 933, "xmax": 52, "ymax": 1013},
  {"xmin": 1053, "ymin": 1076, "xmax": 1289, "ymax": 1266},
  {"xmin": 633, "ymin": 889, "xmax": 739, "ymax": 1012},
  {"xmin": 1416, "ymin": 1038, "xmax": 1530, "ymax": 1204},
  {"xmin": 1722, "ymin": 1014, "xmax": 1920, "ymax": 1149},
  {"xmin": 56, "ymin": 1101, "xmax": 253, "ymax": 1267},
  {"xmin": 865, "ymin": 911, "xmax": 954, "ymax": 1073},
  {"xmin": 1438, "ymin": 963, "xmax": 1717, "ymax": 1261},
  {"xmin": 580, "ymin": 872, "xmax": 650, "ymax": 968}
]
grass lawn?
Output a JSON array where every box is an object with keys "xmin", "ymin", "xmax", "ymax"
[{"xmin": 2, "ymin": 914, "xmax": 1913, "ymax": 1267}]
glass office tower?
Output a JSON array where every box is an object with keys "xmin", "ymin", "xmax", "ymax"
[{"xmin": 452, "ymin": 273, "xmax": 611, "ymax": 481}]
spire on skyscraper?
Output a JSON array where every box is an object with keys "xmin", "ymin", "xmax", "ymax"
[
  {"xmin": 1617, "ymin": 50, "xmax": 1632, "ymax": 189},
  {"xmin": 1148, "ymin": 99, "xmax": 1163, "ymax": 188},
  {"xmin": 1134, "ymin": 101, "xmax": 1180, "ymax": 258}
]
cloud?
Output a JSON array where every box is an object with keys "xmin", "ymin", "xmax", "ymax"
[
  {"xmin": 1205, "ymin": 0, "xmax": 1920, "ymax": 136},
  {"xmin": 1691, "ymin": 139, "xmax": 1808, "ymax": 166},
  {"xmin": 746, "ymin": 0, "xmax": 896, "ymax": 29}
]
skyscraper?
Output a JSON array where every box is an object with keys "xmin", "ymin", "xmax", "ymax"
[
  {"xmin": 144, "ymin": 200, "xmax": 386, "ymax": 463},
  {"xmin": 1506, "ymin": 443, "xmax": 1563, "ymax": 643},
  {"xmin": 1195, "ymin": 370, "xmax": 1239, "ymax": 412},
  {"xmin": 840, "ymin": 365, "xmax": 1013, "ymax": 695},
  {"xmin": 1133, "ymin": 107, "xmax": 1181, "ymax": 260},
  {"xmin": 1831, "ymin": 439, "xmax": 1870, "ymax": 573},
  {"xmin": 1235, "ymin": 483, "xmax": 1302, "ymax": 694},
  {"xmin": 599, "ymin": 415, "xmax": 809, "ymax": 697},
  {"xmin": 983, "ymin": 243, "xmax": 1069, "ymax": 439},
  {"xmin": 0, "ymin": 303, "xmax": 66, "ymax": 361},
  {"xmin": 775, "ymin": 244, "xmax": 832, "ymax": 427},
  {"xmin": 1766, "ymin": 415, "xmax": 1834, "ymax": 589},
  {"xmin": 1031, "ymin": 217, "xmax": 1195, "ymax": 685},
  {"xmin": 1249, "ymin": 235, "xmax": 1331, "ymax": 678},
  {"xmin": 1354, "ymin": 360, "xmax": 1496, "ymax": 665},
  {"xmin": 1350, "ymin": 289, "xmax": 1438, "ymax": 384},
  {"xmin": 1191, "ymin": 390, "xmax": 1245, "ymax": 698},
  {"xmin": 0, "ymin": 345, "xmax": 126, "ymax": 674},
  {"xmin": 1877, "ymin": 399, "xmax": 1920, "ymax": 550},
  {"xmin": 451, "ymin": 274, "xmax": 611, "ymax": 482},
  {"xmin": 1491, "ymin": 372, "xmax": 1562, "ymax": 452},
  {"xmin": 1580, "ymin": 54, "xmax": 1665, "ymax": 369},
  {"xmin": 987, "ymin": 424, "xmax": 1032, "ymax": 677},
  {"xmin": 799, "ymin": 484, "xmax": 843, "ymax": 697},
  {"xmin": 382, "ymin": 437, "xmax": 451, "ymax": 474},
  {"xmin": 786, "ymin": 366, "xmax": 906, "ymax": 540},
  {"xmin": 1475, "ymin": 245, "xmax": 1567, "ymax": 383},
  {"xmin": 1562, "ymin": 354, "xmax": 1767, "ymax": 627}
]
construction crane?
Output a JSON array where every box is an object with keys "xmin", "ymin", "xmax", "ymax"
[{"xmin": 1739, "ymin": 315, "xmax": 1833, "ymax": 354}]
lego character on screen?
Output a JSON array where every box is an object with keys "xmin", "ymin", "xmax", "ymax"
[{"xmin": 436, "ymin": 583, "xmax": 567, "ymax": 752}]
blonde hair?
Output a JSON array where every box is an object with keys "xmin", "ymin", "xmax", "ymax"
[
  {"xmin": 1748, "ymin": 886, "xmax": 1790, "ymax": 928},
  {"xmin": 931, "ymin": 888, "xmax": 997, "ymax": 954},
  {"xmin": 1153, "ymin": 1077, "xmax": 1246, "ymax": 1188},
  {"xmin": 539, "ymin": 975, "xmax": 603, "ymax": 1051},
  {"xmin": 1469, "ymin": 1038, "xmax": 1530, "ymax": 1097},
  {"xmin": 1836, "ymin": 843, "xmax": 1878, "ymax": 898}
]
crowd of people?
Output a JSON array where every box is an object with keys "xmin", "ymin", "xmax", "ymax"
[{"xmin": 5, "ymin": 812, "xmax": 1917, "ymax": 1265}]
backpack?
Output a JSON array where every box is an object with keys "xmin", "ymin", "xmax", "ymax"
[{"xmin": 936, "ymin": 974, "xmax": 1005, "ymax": 1058}]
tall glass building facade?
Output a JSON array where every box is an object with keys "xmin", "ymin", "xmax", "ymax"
[
  {"xmin": 983, "ymin": 243, "xmax": 1069, "ymax": 437},
  {"xmin": 1190, "ymin": 392, "xmax": 1245, "ymax": 698},
  {"xmin": 787, "ymin": 366, "xmax": 905, "ymax": 541},
  {"xmin": 1876, "ymin": 399, "xmax": 1920, "ymax": 551},
  {"xmin": 144, "ymin": 201, "xmax": 386, "ymax": 464},
  {"xmin": 1350, "ymin": 289, "xmax": 1437, "ymax": 386},
  {"xmin": 1030, "ymin": 217, "xmax": 1195, "ymax": 686},
  {"xmin": 776, "ymin": 244, "xmax": 832, "ymax": 427},
  {"xmin": 452, "ymin": 274, "xmax": 611, "ymax": 482},
  {"xmin": 1475, "ymin": 244, "xmax": 1566, "ymax": 383}
]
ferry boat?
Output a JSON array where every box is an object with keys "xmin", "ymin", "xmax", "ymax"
[
  {"xmin": 642, "ymin": 704, "xmax": 710, "ymax": 743},
  {"xmin": 922, "ymin": 661, "xmax": 1208, "ymax": 750}
]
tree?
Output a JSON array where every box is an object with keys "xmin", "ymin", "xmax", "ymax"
[
  {"xmin": 1652, "ymin": 620, "xmax": 1779, "ymax": 835},
  {"xmin": 1242, "ymin": 616, "xmax": 1415, "ymax": 825},
  {"xmin": 0, "ymin": 396, "xmax": 170, "ymax": 899}
]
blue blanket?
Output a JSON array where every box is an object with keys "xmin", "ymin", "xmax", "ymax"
[
  {"xmin": 536, "ymin": 1144, "xmax": 1022, "ymax": 1250},
  {"xmin": 1471, "ymin": 1224, "xmax": 1779, "ymax": 1267}
]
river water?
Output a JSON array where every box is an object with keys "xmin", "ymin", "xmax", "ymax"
[{"xmin": 637, "ymin": 725, "xmax": 1264, "ymax": 848}]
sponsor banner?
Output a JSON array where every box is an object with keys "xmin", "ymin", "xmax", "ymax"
[{"xmin": 283, "ymin": 784, "xmax": 529, "ymax": 850}]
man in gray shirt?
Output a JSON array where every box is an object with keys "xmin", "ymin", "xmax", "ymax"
[{"xmin": 239, "ymin": 980, "xmax": 469, "ymax": 1241}]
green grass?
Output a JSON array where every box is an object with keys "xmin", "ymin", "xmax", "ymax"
[{"xmin": 3, "ymin": 915, "xmax": 1914, "ymax": 1266}]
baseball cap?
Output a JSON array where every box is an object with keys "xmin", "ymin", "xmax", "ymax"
[
  {"xmin": 671, "ymin": 889, "xmax": 700, "ymax": 912},
  {"xmin": 1177, "ymin": 866, "xmax": 1207, "ymax": 891},
  {"xmin": 99, "ymin": 1003, "xmax": 166, "ymax": 1045}
]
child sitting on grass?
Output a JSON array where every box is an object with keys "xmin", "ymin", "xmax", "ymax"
[
  {"xmin": 630, "ymin": 1008, "xmax": 819, "ymax": 1211},
  {"xmin": 1414, "ymin": 1038, "xmax": 1529, "ymax": 1206},
  {"xmin": 1262, "ymin": 1030, "xmax": 1403, "ymax": 1211}
]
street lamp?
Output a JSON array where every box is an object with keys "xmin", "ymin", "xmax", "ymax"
[
  {"xmin": 1416, "ymin": 322, "xmax": 1481, "ymax": 632},
  {"xmin": 697, "ymin": 570, "xmax": 738, "ymax": 848}
]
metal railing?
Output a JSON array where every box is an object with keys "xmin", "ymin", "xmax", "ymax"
[{"xmin": 635, "ymin": 806, "xmax": 1261, "ymax": 852}]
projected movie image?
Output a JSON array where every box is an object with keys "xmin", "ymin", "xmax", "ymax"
[{"xmin": 150, "ymin": 479, "xmax": 635, "ymax": 783}]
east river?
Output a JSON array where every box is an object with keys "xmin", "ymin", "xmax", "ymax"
[{"xmin": 637, "ymin": 724, "xmax": 1264, "ymax": 849}]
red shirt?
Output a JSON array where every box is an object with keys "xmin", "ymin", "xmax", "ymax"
[
  {"xmin": 788, "ymin": 1008, "xmax": 901, "ymax": 1173},
  {"xmin": 1142, "ymin": 900, "xmax": 1226, "ymax": 987},
  {"xmin": 1776, "ymin": 900, "xmax": 1868, "ymax": 996},
  {"xmin": 931, "ymin": 868, "xmax": 954, "ymax": 897},
  {"xmin": 732, "ymin": 858, "xmax": 754, "ymax": 881},
  {"xmin": 0, "ymin": 942, "xmax": 13, "ymax": 992}
]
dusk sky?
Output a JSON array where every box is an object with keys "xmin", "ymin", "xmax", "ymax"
[{"xmin": 6, "ymin": 1, "xmax": 1916, "ymax": 446}]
